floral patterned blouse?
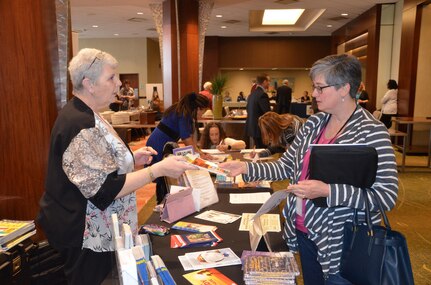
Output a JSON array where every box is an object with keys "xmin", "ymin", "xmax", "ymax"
[{"xmin": 38, "ymin": 97, "xmax": 136, "ymax": 252}]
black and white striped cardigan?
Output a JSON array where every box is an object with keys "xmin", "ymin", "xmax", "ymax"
[{"xmin": 244, "ymin": 108, "xmax": 398, "ymax": 276}]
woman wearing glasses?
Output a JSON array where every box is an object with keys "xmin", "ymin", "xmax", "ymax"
[
  {"xmin": 221, "ymin": 54, "xmax": 398, "ymax": 285},
  {"xmin": 38, "ymin": 48, "xmax": 197, "ymax": 284}
]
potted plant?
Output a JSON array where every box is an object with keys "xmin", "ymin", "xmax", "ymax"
[{"xmin": 211, "ymin": 73, "xmax": 228, "ymax": 119}]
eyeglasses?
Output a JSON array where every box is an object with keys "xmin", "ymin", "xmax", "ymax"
[
  {"xmin": 311, "ymin": 83, "xmax": 343, "ymax": 94},
  {"xmin": 82, "ymin": 52, "xmax": 103, "ymax": 80}
]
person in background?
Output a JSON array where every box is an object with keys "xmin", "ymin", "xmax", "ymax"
[
  {"xmin": 220, "ymin": 54, "xmax": 398, "ymax": 285},
  {"xmin": 146, "ymin": 92, "xmax": 212, "ymax": 203},
  {"xmin": 37, "ymin": 48, "xmax": 197, "ymax": 285},
  {"xmin": 246, "ymin": 73, "xmax": 271, "ymax": 148},
  {"xmin": 237, "ymin": 91, "xmax": 246, "ymax": 102},
  {"xmin": 250, "ymin": 79, "xmax": 257, "ymax": 94},
  {"xmin": 276, "ymin": 79, "xmax": 292, "ymax": 114},
  {"xmin": 300, "ymin": 90, "xmax": 311, "ymax": 102},
  {"xmin": 223, "ymin": 91, "xmax": 232, "ymax": 102},
  {"xmin": 357, "ymin": 82, "xmax": 369, "ymax": 109},
  {"xmin": 255, "ymin": 112, "xmax": 304, "ymax": 157},
  {"xmin": 118, "ymin": 79, "xmax": 135, "ymax": 110},
  {"xmin": 199, "ymin": 81, "xmax": 213, "ymax": 108},
  {"xmin": 380, "ymin": 79, "xmax": 398, "ymax": 129},
  {"xmin": 199, "ymin": 122, "xmax": 246, "ymax": 151}
]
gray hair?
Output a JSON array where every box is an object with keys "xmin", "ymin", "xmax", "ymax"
[
  {"xmin": 309, "ymin": 54, "xmax": 361, "ymax": 98},
  {"xmin": 282, "ymin": 79, "xmax": 289, "ymax": 85},
  {"xmin": 68, "ymin": 48, "xmax": 118, "ymax": 92},
  {"xmin": 203, "ymin": 81, "xmax": 212, "ymax": 90}
]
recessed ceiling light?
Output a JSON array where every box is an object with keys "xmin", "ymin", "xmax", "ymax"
[
  {"xmin": 327, "ymin": 24, "xmax": 333, "ymax": 28},
  {"xmin": 239, "ymin": 68, "xmax": 244, "ymax": 71},
  {"xmin": 341, "ymin": 13, "xmax": 348, "ymax": 16},
  {"xmin": 262, "ymin": 9, "xmax": 304, "ymax": 25},
  {"xmin": 114, "ymin": 33, "xmax": 119, "ymax": 36},
  {"xmin": 272, "ymin": 68, "xmax": 278, "ymax": 70},
  {"xmin": 92, "ymin": 25, "xmax": 98, "ymax": 28},
  {"xmin": 221, "ymin": 26, "xmax": 227, "ymax": 29},
  {"xmin": 137, "ymin": 12, "xmax": 144, "ymax": 15},
  {"xmin": 216, "ymin": 14, "xmax": 223, "ymax": 18}
]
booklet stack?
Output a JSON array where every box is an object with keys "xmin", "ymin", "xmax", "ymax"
[
  {"xmin": 112, "ymin": 214, "xmax": 177, "ymax": 285},
  {"xmin": 242, "ymin": 251, "xmax": 300, "ymax": 285},
  {"xmin": 0, "ymin": 219, "xmax": 36, "ymax": 252}
]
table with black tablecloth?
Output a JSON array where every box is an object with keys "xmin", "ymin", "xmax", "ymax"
[{"xmin": 144, "ymin": 186, "xmax": 288, "ymax": 285}]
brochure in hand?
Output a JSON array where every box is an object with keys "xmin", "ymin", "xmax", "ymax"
[
  {"xmin": 183, "ymin": 268, "xmax": 238, "ymax": 285},
  {"xmin": 171, "ymin": 231, "xmax": 223, "ymax": 248},
  {"xmin": 184, "ymin": 153, "xmax": 230, "ymax": 176}
]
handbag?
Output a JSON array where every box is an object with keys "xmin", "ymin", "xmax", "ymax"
[{"xmin": 340, "ymin": 188, "xmax": 414, "ymax": 285}]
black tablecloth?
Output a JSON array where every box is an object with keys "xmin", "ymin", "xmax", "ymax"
[{"xmin": 144, "ymin": 187, "xmax": 288, "ymax": 284}]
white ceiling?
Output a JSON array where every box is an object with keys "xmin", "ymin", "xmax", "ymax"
[{"xmin": 71, "ymin": 0, "xmax": 398, "ymax": 39}]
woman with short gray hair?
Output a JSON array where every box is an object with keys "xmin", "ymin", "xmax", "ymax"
[{"xmin": 38, "ymin": 48, "xmax": 197, "ymax": 284}]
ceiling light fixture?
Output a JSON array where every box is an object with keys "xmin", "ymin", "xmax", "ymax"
[
  {"xmin": 137, "ymin": 12, "xmax": 144, "ymax": 15},
  {"xmin": 341, "ymin": 13, "xmax": 348, "ymax": 16},
  {"xmin": 114, "ymin": 33, "xmax": 119, "ymax": 36},
  {"xmin": 216, "ymin": 14, "xmax": 223, "ymax": 18},
  {"xmin": 327, "ymin": 24, "xmax": 333, "ymax": 28},
  {"xmin": 221, "ymin": 26, "xmax": 227, "ymax": 29},
  {"xmin": 92, "ymin": 25, "xmax": 98, "ymax": 28},
  {"xmin": 262, "ymin": 9, "xmax": 304, "ymax": 25}
]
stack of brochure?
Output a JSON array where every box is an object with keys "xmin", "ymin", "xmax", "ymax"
[
  {"xmin": 0, "ymin": 219, "xmax": 36, "ymax": 252},
  {"xmin": 179, "ymin": 248, "xmax": 242, "ymax": 271},
  {"xmin": 242, "ymin": 251, "xmax": 300, "ymax": 285}
]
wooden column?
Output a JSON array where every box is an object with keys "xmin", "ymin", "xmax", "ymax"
[
  {"xmin": 162, "ymin": 0, "xmax": 199, "ymax": 107},
  {"xmin": 398, "ymin": 0, "xmax": 426, "ymax": 116},
  {"xmin": 0, "ymin": 0, "xmax": 60, "ymax": 240}
]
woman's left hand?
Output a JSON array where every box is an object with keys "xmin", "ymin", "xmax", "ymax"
[
  {"xmin": 134, "ymin": 146, "xmax": 157, "ymax": 166},
  {"xmin": 287, "ymin": 180, "xmax": 329, "ymax": 200}
]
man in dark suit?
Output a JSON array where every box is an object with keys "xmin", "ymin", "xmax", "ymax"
[
  {"xmin": 276, "ymin": 79, "xmax": 292, "ymax": 114},
  {"xmin": 246, "ymin": 74, "xmax": 271, "ymax": 148}
]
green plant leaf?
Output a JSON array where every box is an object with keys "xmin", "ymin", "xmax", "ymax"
[{"xmin": 211, "ymin": 73, "xmax": 228, "ymax": 95}]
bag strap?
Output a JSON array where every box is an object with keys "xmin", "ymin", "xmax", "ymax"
[{"xmin": 368, "ymin": 188, "xmax": 392, "ymax": 230}]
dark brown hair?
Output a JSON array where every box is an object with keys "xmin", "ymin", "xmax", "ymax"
[
  {"xmin": 199, "ymin": 122, "xmax": 226, "ymax": 149},
  {"xmin": 163, "ymin": 92, "xmax": 210, "ymax": 133}
]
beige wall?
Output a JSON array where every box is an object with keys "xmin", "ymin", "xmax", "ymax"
[
  {"xmin": 412, "ymin": 4, "xmax": 431, "ymax": 145},
  {"xmin": 146, "ymin": 38, "xmax": 162, "ymax": 84},
  {"xmin": 79, "ymin": 38, "xmax": 148, "ymax": 97},
  {"xmin": 221, "ymin": 69, "xmax": 311, "ymax": 101}
]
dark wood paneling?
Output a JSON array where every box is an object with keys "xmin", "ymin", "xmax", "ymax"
[
  {"xmin": 202, "ymin": 37, "xmax": 220, "ymax": 84},
  {"xmin": 331, "ymin": 5, "xmax": 381, "ymax": 112},
  {"xmin": 178, "ymin": 0, "xmax": 199, "ymax": 95},
  {"xmin": 398, "ymin": 0, "xmax": 426, "ymax": 116},
  {"xmin": 217, "ymin": 37, "xmax": 331, "ymax": 69},
  {"xmin": 0, "ymin": 0, "xmax": 58, "ymax": 232}
]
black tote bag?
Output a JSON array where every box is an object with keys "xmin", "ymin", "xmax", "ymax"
[
  {"xmin": 309, "ymin": 145, "xmax": 378, "ymax": 207},
  {"xmin": 340, "ymin": 188, "xmax": 414, "ymax": 285}
]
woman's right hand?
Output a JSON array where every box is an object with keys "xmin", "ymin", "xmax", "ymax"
[
  {"xmin": 219, "ymin": 161, "xmax": 247, "ymax": 177},
  {"xmin": 152, "ymin": 155, "xmax": 198, "ymax": 179}
]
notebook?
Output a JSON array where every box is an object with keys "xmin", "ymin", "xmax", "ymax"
[{"xmin": 309, "ymin": 144, "xmax": 378, "ymax": 207}]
